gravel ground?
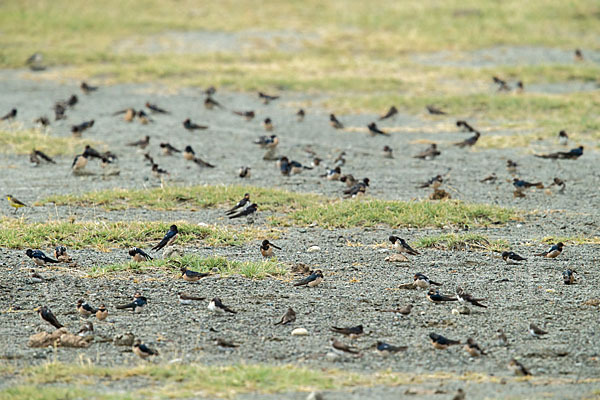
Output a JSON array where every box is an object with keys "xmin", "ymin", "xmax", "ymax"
[{"xmin": 0, "ymin": 70, "xmax": 599, "ymax": 399}]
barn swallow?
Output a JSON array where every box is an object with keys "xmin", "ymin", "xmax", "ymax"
[
  {"xmin": 225, "ymin": 193, "xmax": 250, "ymax": 215},
  {"xmin": 274, "ymin": 307, "xmax": 296, "ymax": 325},
  {"xmin": 26, "ymin": 52, "xmax": 43, "ymax": 65},
  {"xmin": 26, "ymin": 249, "xmax": 59, "ymax": 266},
  {"xmin": 322, "ymin": 166, "xmax": 341, "ymax": 181},
  {"xmin": 456, "ymin": 120, "xmax": 477, "ymax": 133},
  {"xmin": 426, "ymin": 105, "xmax": 446, "ymax": 115},
  {"xmin": 311, "ymin": 157, "xmax": 322, "ymax": 168},
  {"xmin": 215, "ymin": 338, "xmax": 239, "ymax": 348},
  {"xmin": 452, "ymin": 389, "xmax": 466, "ymax": 400},
  {"xmin": 30, "ymin": 269, "xmax": 46, "ymax": 284},
  {"xmin": 178, "ymin": 292, "xmax": 206, "ymax": 305},
  {"xmin": 340, "ymin": 174, "xmax": 357, "ymax": 188},
  {"xmin": 144, "ymin": 153, "xmax": 155, "ymax": 166},
  {"xmin": 334, "ymin": 151, "xmax": 346, "ymax": 167},
  {"xmin": 66, "ymin": 95, "xmax": 78, "ymax": 107},
  {"xmin": 78, "ymin": 320, "xmax": 94, "ymax": 336},
  {"xmin": 116, "ymin": 292, "xmax": 147, "ymax": 313},
  {"xmin": 152, "ymin": 163, "xmax": 169, "ymax": 178},
  {"xmin": 127, "ymin": 136, "xmax": 150, "ymax": 149},
  {"xmin": 535, "ymin": 146, "xmax": 584, "ymax": 160},
  {"xmin": 204, "ymin": 96, "xmax": 222, "ymax": 110},
  {"xmin": 0, "ymin": 108, "xmax": 17, "ymax": 121},
  {"xmin": 330, "ymin": 338, "xmax": 359, "ymax": 355},
  {"xmin": 574, "ymin": 48, "xmax": 584, "ymax": 61},
  {"xmin": 54, "ymin": 246, "xmax": 71, "ymax": 262},
  {"xmin": 456, "ymin": 287, "xmax": 487, "ymax": 308},
  {"xmin": 34, "ymin": 116, "xmax": 50, "ymax": 127},
  {"xmin": 529, "ymin": 323, "xmax": 548, "ymax": 338},
  {"xmin": 296, "ymin": 109, "xmax": 305, "ymax": 121},
  {"xmin": 77, "ymin": 299, "xmax": 97, "ymax": 317},
  {"xmin": 80, "ymin": 81, "xmax": 98, "ymax": 94},
  {"xmin": 330, "ymin": 325, "xmax": 363, "ymax": 336},
  {"xmin": 464, "ymin": 338, "xmax": 486, "ymax": 356},
  {"xmin": 413, "ymin": 273, "xmax": 441, "ymax": 289},
  {"xmin": 293, "ymin": 270, "xmax": 323, "ymax": 287},
  {"xmin": 379, "ymin": 106, "xmax": 398, "ymax": 120},
  {"xmin": 502, "ymin": 251, "xmax": 526, "ymax": 264},
  {"xmin": 558, "ymin": 130, "xmax": 568, "ymax": 146},
  {"xmin": 260, "ymin": 240, "xmax": 281, "ymax": 257},
  {"xmin": 232, "ymin": 110, "xmax": 255, "ymax": 121},
  {"xmin": 238, "ymin": 166, "xmax": 251, "ymax": 178},
  {"xmin": 516, "ymin": 81, "xmax": 524, "ymax": 93},
  {"xmin": 254, "ymin": 135, "xmax": 279, "ymax": 149},
  {"xmin": 183, "ymin": 119, "xmax": 208, "ymax": 131},
  {"xmin": 413, "ymin": 143, "xmax": 440, "ymax": 160},
  {"xmin": 123, "ymin": 108, "xmax": 136, "ymax": 122},
  {"xmin": 208, "ymin": 297, "xmax": 237, "ymax": 314},
  {"xmin": 289, "ymin": 159, "xmax": 312, "ymax": 174},
  {"xmin": 417, "ymin": 174, "xmax": 443, "ymax": 189},
  {"xmin": 376, "ymin": 341, "xmax": 407, "ymax": 355},
  {"xmin": 205, "ymin": 86, "xmax": 216, "ymax": 96},
  {"xmin": 152, "ymin": 225, "xmax": 178, "ymax": 251},
  {"xmin": 160, "ymin": 142, "xmax": 181, "ymax": 156},
  {"xmin": 6, "ymin": 195, "xmax": 27, "ymax": 213},
  {"xmin": 329, "ymin": 114, "xmax": 344, "ymax": 129},
  {"xmin": 71, "ymin": 153, "xmax": 89, "ymax": 171},
  {"xmin": 81, "ymin": 145, "xmax": 104, "ymax": 161},
  {"xmin": 506, "ymin": 159, "xmax": 518, "ymax": 174},
  {"xmin": 129, "ymin": 247, "xmax": 153, "ymax": 262},
  {"xmin": 133, "ymin": 339, "xmax": 158, "ymax": 359},
  {"xmin": 367, "ymin": 122, "xmax": 389, "ymax": 136},
  {"xmin": 71, "ymin": 120, "xmax": 95, "ymax": 136},
  {"xmin": 508, "ymin": 359, "xmax": 531, "ymax": 376},
  {"xmin": 513, "ymin": 178, "xmax": 543, "ymax": 189},
  {"xmin": 534, "ymin": 242, "xmax": 563, "ymax": 258},
  {"xmin": 146, "ymin": 102, "xmax": 170, "ymax": 114},
  {"xmin": 38, "ymin": 306, "xmax": 63, "ymax": 329},
  {"xmin": 183, "ymin": 145, "xmax": 195, "ymax": 160},
  {"xmin": 454, "ymin": 131, "xmax": 481, "ymax": 148},
  {"xmin": 480, "ymin": 173, "xmax": 497, "ymax": 183},
  {"xmin": 258, "ymin": 91, "xmax": 279, "ymax": 104},
  {"xmin": 181, "ymin": 267, "xmax": 209, "ymax": 282},
  {"xmin": 388, "ymin": 236, "xmax": 419, "ymax": 255},
  {"xmin": 193, "ymin": 156, "xmax": 215, "ymax": 168},
  {"xmin": 263, "ymin": 118, "xmax": 274, "ymax": 131},
  {"xmin": 496, "ymin": 329, "xmax": 508, "ymax": 346},
  {"xmin": 343, "ymin": 178, "xmax": 369, "ymax": 198},
  {"xmin": 492, "ymin": 76, "xmax": 510, "ymax": 91},
  {"xmin": 96, "ymin": 305, "xmax": 108, "ymax": 321},
  {"xmin": 382, "ymin": 145, "xmax": 393, "ymax": 158},
  {"xmin": 137, "ymin": 110, "xmax": 152, "ymax": 124},
  {"xmin": 229, "ymin": 203, "xmax": 257, "ymax": 219},
  {"xmin": 29, "ymin": 149, "xmax": 55, "ymax": 166},
  {"xmin": 429, "ymin": 333, "xmax": 460, "ymax": 349},
  {"xmin": 427, "ymin": 289, "xmax": 457, "ymax": 303}
]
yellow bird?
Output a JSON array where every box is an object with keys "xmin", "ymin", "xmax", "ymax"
[{"xmin": 6, "ymin": 194, "xmax": 27, "ymax": 213}]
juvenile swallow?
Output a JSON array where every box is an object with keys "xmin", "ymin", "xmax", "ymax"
[
  {"xmin": 183, "ymin": 118, "xmax": 208, "ymax": 131},
  {"xmin": 30, "ymin": 149, "xmax": 55, "ymax": 166},
  {"xmin": 258, "ymin": 91, "xmax": 279, "ymax": 104},
  {"xmin": 38, "ymin": 306, "xmax": 63, "ymax": 329},
  {"xmin": 160, "ymin": 142, "xmax": 181, "ymax": 156},
  {"xmin": 464, "ymin": 337, "xmax": 486, "ymax": 357},
  {"xmin": 389, "ymin": 236, "xmax": 420, "ymax": 255},
  {"xmin": 1, "ymin": 108, "xmax": 17, "ymax": 121},
  {"xmin": 178, "ymin": 292, "xmax": 206, "ymax": 305},
  {"xmin": 137, "ymin": 110, "xmax": 152, "ymax": 124},
  {"xmin": 558, "ymin": 130, "xmax": 568, "ymax": 145},
  {"xmin": 80, "ymin": 81, "xmax": 98, "ymax": 94},
  {"xmin": 413, "ymin": 273, "xmax": 441, "ymax": 289},
  {"xmin": 293, "ymin": 270, "xmax": 323, "ymax": 287},
  {"xmin": 96, "ymin": 305, "xmax": 108, "ymax": 321},
  {"xmin": 506, "ymin": 159, "xmax": 518, "ymax": 174},
  {"xmin": 413, "ymin": 143, "xmax": 441, "ymax": 160},
  {"xmin": 232, "ymin": 110, "xmax": 255, "ymax": 121},
  {"xmin": 502, "ymin": 251, "xmax": 526, "ymax": 264},
  {"xmin": 376, "ymin": 341, "xmax": 407, "ymax": 355},
  {"xmin": 296, "ymin": 109, "xmax": 305, "ymax": 121},
  {"xmin": 228, "ymin": 203, "xmax": 258, "ymax": 219},
  {"xmin": 493, "ymin": 76, "xmax": 511, "ymax": 91},
  {"xmin": 480, "ymin": 173, "xmax": 497, "ymax": 183},
  {"xmin": 454, "ymin": 131, "xmax": 481, "ymax": 148},
  {"xmin": 426, "ymin": 105, "xmax": 446, "ymax": 115},
  {"xmin": 529, "ymin": 323, "xmax": 548, "ymax": 338},
  {"xmin": 330, "ymin": 338, "xmax": 359, "ymax": 355},
  {"xmin": 127, "ymin": 136, "xmax": 150, "ymax": 149},
  {"xmin": 152, "ymin": 225, "xmax": 178, "ymax": 251},
  {"xmin": 343, "ymin": 178, "xmax": 369, "ymax": 198},
  {"xmin": 204, "ymin": 96, "xmax": 222, "ymax": 110},
  {"xmin": 429, "ymin": 333, "xmax": 460, "ymax": 349},
  {"xmin": 116, "ymin": 292, "xmax": 147, "ymax": 313},
  {"xmin": 427, "ymin": 288, "xmax": 457, "ymax": 303},
  {"xmin": 329, "ymin": 114, "xmax": 344, "ymax": 129},
  {"xmin": 513, "ymin": 178, "xmax": 543, "ymax": 189},
  {"xmin": 497, "ymin": 329, "xmax": 508, "ymax": 346},
  {"xmin": 129, "ymin": 247, "xmax": 153, "ymax": 262},
  {"xmin": 77, "ymin": 299, "xmax": 97, "ymax": 317},
  {"xmin": 193, "ymin": 156, "xmax": 215, "ymax": 168},
  {"xmin": 205, "ymin": 86, "xmax": 216, "ymax": 96},
  {"xmin": 379, "ymin": 106, "xmax": 398, "ymax": 120},
  {"xmin": 322, "ymin": 166, "xmax": 341, "ymax": 181},
  {"xmin": 208, "ymin": 297, "xmax": 237, "ymax": 314},
  {"xmin": 181, "ymin": 267, "xmax": 209, "ymax": 282},
  {"xmin": 54, "ymin": 246, "xmax": 71, "ymax": 262},
  {"xmin": 26, "ymin": 249, "xmax": 59, "ymax": 266},
  {"xmin": 34, "ymin": 116, "xmax": 51, "ymax": 127},
  {"xmin": 151, "ymin": 163, "xmax": 169, "ymax": 178},
  {"xmin": 535, "ymin": 146, "xmax": 584, "ymax": 160},
  {"xmin": 417, "ymin": 174, "xmax": 443, "ymax": 189},
  {"xmin": 382, "ymin": 145, "xmax": 393, "ymax": 158},
  {"xmin": 133, "ymin": 339, "xmax": 158, "ymax": 359},
  {"xmin": 334, "ymin": 151, "xmax": 346, "ymax": 167},
  {"xmin": 508, "ymin": 359, "xmax": 531, "ymax": 376},
  {"xmin": 263, "ymin": 118, "xmax": 274, "ymax": 131},
  {"xmin": 274, "ymin": 307, "xmax": 296, "ymax": 325},
  {"xmin": 78, "ymin": 320, "xmax": 94, "ymax": 336},
  {"xmin": 183, "ymin": 145, "xmax": 195, "ymax": 160},
  {"xmin": 6, "ymin": 195, "xmax": 27, "ymax": 213},
  {"xmin": 563, "ymin": 269, "xmax": 576, "ymax": 285},
  {"xmin": 225, "ymin": 193, "xmax": 251, "ymax": 215},
  {"xmin": 534, "ymin": 242, "xmax": 563, "ymax": 258},
  {"xmin": 71, "ymin": 120, "xmax": 95, "ymax": 136},
  {"xmin": 260, "ymin": 240, "xmax": 281, "ymax": 257},
  {"xmin": 331, "ymin": 325, "xmax": 363, "ymax": 336},
  {"xmin": 146, "ymin": 102, "xmax": 169, "ymax": 114},
  {"xmin": 452, "ymin": 389, "xmax": 466, "ymax": 400},
  {"xmin": 238, "ymin": 166, "xmax": 251, "ymax": 178},
  {"xmin": 340, "ymin": 174, "xmax": 357, "ymax": 188},
  {"xmin": 277, "ymin": 157, "xmax": 291, "ymax": 176},
  {"xmin": 574, "ymin": 48, "xmax": 584, "ymax": 61},
  {"xmin": 367, "ymin": 122, "xmax": 389, "ymax": 136},
  {"xmin": 456, "ymin": 120, "xmax": 478, "ymax": 133},
  {"xmin": 254, "ymin": 135, "xmax": 279, "ymax": 149},
  {"xmin": 456, "ymin": 287, "xmax": 487, "ymax": 308},
  {"xmin": 71, "ymin": 153, "xmax": 89, "ymax": 171}
]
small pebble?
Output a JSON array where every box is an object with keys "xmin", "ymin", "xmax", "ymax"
[
  {"xmin": 307, "ymin": 246, "xmax": 321, "ymax": 253},
  {"xmin": 291, "ymin": 327, "xmax": 309, "ymax": 336}
]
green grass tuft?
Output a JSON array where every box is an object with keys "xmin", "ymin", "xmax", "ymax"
[
  {"xmin": 0, "ymin": 128, "xmax": 99, "ymax": 156},
  {"xmin": 416, "ymin": 233, "xmax": 508, "ymax": 252}
]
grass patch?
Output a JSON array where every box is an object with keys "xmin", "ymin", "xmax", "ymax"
[
  {"xmin": 0, "ymin": 386, "xmax": 118, "ymax": 400},
  {"xmin": 0, "ymin": 218, "xmax": 271, "ymax": 251},
  {"xmin": 540, "ymin": 236, "xmax": 600, "ymax": 245},
  {"xmin": 0, "ymin": 128, "xmax": 99, "ymax": 157},
  {"xmin": 416, "ymin": 233, "xmax": 509, "ymax": 252},
  {"xmin": 89, "ymin": 255, "xmax": 286, "ymax": 279}
]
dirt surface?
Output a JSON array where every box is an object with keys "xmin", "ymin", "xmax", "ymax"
[{"xmin": 0, "ymin": 70, "xmax": 599, "ymax": 399}]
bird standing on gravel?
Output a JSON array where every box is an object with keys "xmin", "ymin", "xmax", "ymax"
[
  {"xmin": 238, "ymin": 166, "xmax": 251, "ymax": 178},
  {"xmin": 76, "ymin": 299, "xmax": 97, "ymax": 317},
  {"xmin": 293, "ymin": 270, "xmax": 323, "ymax": 287},
  {"xmin": 133, "ymin": 339, "xmax": 159, "ymax": 359},
  {"xmin": 426, "ymin": 289, "xmax": 457, "ymax": 303},
  {"xmin": 80, "ymin": 82, "xmax": 98, "ymax": 94},
  {"xmin": 180, "ymin": 267, "xmax": 209, "ymax": 282},
  {"xmin": 367, "ymin": 122, "xmax": 389, "ymax": 136},
  {"xmin": 152, "ymin": 225, "xmax": 178, "ymax": 252},
  {"xmin": 260, "ymin": 240, "xmax": 281, "ymax": 258},
  {"xmin": 129, "ymin": 247, "xmax": 153, "ymax": 262},
  {"xmin": 0, "ymin": 108, "xmax": 17, "ymax": 121},
  {"xmin": 389, "ymin": 236, "xmax": 420, "ymax": 256},
  {"xmin": 254, "ymin": 135, "xmax": 279, "ymax": 149},
  {"xmin": 413, "ymin": 273, "xmax": 441, "ymax": 289},
  {"xmin": 225, "ymin": 193, "xmax": 251, "ymax": 215},
  {"xmin": 375, "ymin": 341, "xmax": 407, "ymax": 355},
  {"xmin": 535, "ymin": 146, "xmax": 584, "ymax": 160},
  {"xmin": 343, "ymin": 178, "xmax": 369, "ymax": 198},
  {"xmin": 274, "ymin": 307, "xmax": 296, "ymax": 325},
  {"xmin": 146, "ymin": 102, "xmax": 169, "ymax": 114},
  {"xmin": 116, "ymin": 292, "xmax": 147, "ymax": 313},
  {"xmin": 178, "ymin": 293, "xmax": 206, "ymax": 305},
  {"xmin": 26, "ymin": 249, "xmax": 59, "ymax": 266},
  {"xmin": 413, "ymin": 143, "xmax": 440, "ymax": 160},
  {"xmin": 454, "ymin": 131, "xmax": 480, "ymax": 148},
  {"xmin": 96, "ymin": 305, "xmax": 108, "ymax": 321},
  {"xmin": 509, "ymin": 359, "xmax": 531, "ymax": 375},
  {"xmin": 329, "ymin": 113, "xmax": 344, "ymax": 129},
  {"xmin": 160, "ymin": 142, "xmax": 180, "ymax": 156},
  {"xmin": 534, "ymin": 242, "xmax": 563, "ymax": 258},
  {"xmin": 38, "ymin": 306, "xmax": 63, "ymax": 329},
  {"xmin": 183, "ymin": 118, "xmax": 208, "ymax": 131},
  {"xmin": 464, "ymin": 338, "xmax": 486, "ymax": 356},
  {"xmin": 6, "ymin": 194, "xmax": 27, "ymax": 213},
  {"xmin": 379, "ymin": 105, "xmax": 398, "ymax": 120},
  {"xmin": 456, "ymin": 287, "xmax": 487, "ymax": 308},
  {"xmin": 563, "ymin": 269, "xmax": 576, "ymax": 285},
  {"xmin": 429, "ymin": 333, "xmax": 460, "ymax": 349},
  {"xmin": 529, "ymin": 323, "xmax": 548, "ymax": 338},
  {"xmin": 330, "ymin": 325, "xmax": 364, "ymax": 337},
  {"xmin": 208, "ymin": 297, "xmax": 237, "ymax": 314},
  {"xmin": 330, "ymin": 338, "xmax": 359, "ymax": 355},
  {"xmin": 127, "ymin": 136, "xmax": 150, "ymax": 149},
  {"xmin": 258, "ymin": 91, "xmax": 279, "ymax": 104},
  {"xmin": 262, "ymin": 118, "xmax": 273, "ymax": 131},
  {"xmin": 502, "ymin": 251, "xmax": 526, "ymax": 264},
  {"xmin": 228, "ymin": 203, "xmax": 257, "ymax": 220}
]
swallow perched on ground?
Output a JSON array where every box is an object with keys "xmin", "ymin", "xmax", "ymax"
[
  {"xmin": 480, "ymin": 173, "xmax": 497, "ymax": 183},
  {"xmin": 563, "ymin": 269, "xmax": 576, "ymax": 285},
  {"xmin": 178, "ymin": 292, "xmax": 206, "ymax": 305},
  {"xmin": 343, "ymin": 178, "xmax": 370, "ymax": 198},
  {"xmin": 225, "ymin": 193, "xmax": 250, "ymax": 215},
  {"xmin": 71, "ymin": 120, "xmax": 95, "ymax": 136},
  {"xmin": 133, "ymin": 339, "xmax": 158, "ymax": 359},
  {"xmin": 456, "ymin": 120, "xmax": 477, "ymax": 133},
  {"xmin": 293, "ymin": 270, "xmax": 323, "ymax": 287},
  {"xmin": 228, "ymin": 203, "xmax": 258, "ymax": 220},
  {"xmin": 296, "ymin": 109, "xmax": 305, "ymax": 121},
  {"xmin": 208, "ymin": 297, "xmax": 237, "ymax": 314},
  {"xmin": 334, "ymin": 151, "xmax": 346, "ymax": 167},
  {"xmin": 160, "ymin": 142, "xmax": 180, "ymax": 156},
  {"xmin": 413, "ymin": 273, "xmax": 441, "ymax": 289},
  {"xmin": 77, "ymin": 299, "xmax": 97, "ymax": 317},
  {"xmin": 274, "ymin": 307, "xmax": 296, "ymax": 325},
  {"xmin": 1, "ymin": 108, "xmax": 17, "ymax": 121},
  {"xmin": 550, "ymin": 177, "xmax": 566, "ymax": 194},
  {"xmin": 254, "ymin": 135, "xmax": 279, "ymax": 149},
  {"xmin": 389, "ymin": 236, "xmax": 420, "ymax": 255},
  {"xmin": 516, "ymin": 80, "xmax": 524, "ymax": 93},
  {"xmin": 260, "ymin": 240, "xmax": 281, "ymax": 258},
  {"xmin": 151, "ymin": 163, "xmax": 169, "ymax": 178},
  {"xmin": 331, "ymin": 325, "xmax": 364, "ymax": 336},
  {"xmin": 205, "ymin": 86, "xmax": 216, "ymax": 96},
  {"xmin": 146, "ymin": 102, "xmax": 169, "ymax": 114},
  {"xmin": 535, "ymin": 146, "xmax": 584, "ymax": 160},
  {"xmin": 258, "ymin": 91, "xmax": 279, "ymax": 104},
  {"xmin": 340, "ymin": 174, "xmax": 356, "ymax": 188},
  {"xmin": 152, "ymin": 225, "xmax": 178, "ymax": 251},
  {"xmin": 558, "ymin": 130, "xmax": 568, "ymax": 145},
  {"xmin": 417, "ymin": 174, "xmax": 443, "ymax": 189},
  {"xmin": 137, "ymin": 110, "xmax": 152, "ymax": 124},
  {"xmin": 452, "ymin": 389, "xmax": 466, "ymax": 400},
  {"xmin": 129, "ymin": 247, "xmax": 153, "ymax": 262},
  {"xmin": 26, "ymin": 249, "xmax": 59, "ymax": 266},
  {"xmin": 502, "ymin": 251, "xmax": 526, "ymax": 264},
  {"xmin": 413, "ymin": 143, "xmax": 441, "ymax": 160},
  {"xmin": 464, "ymin": 338, "xmax": 486, "ymax": 357},
  {"xmin": 193, "ymin": 156, "xmax": 215, "ymax": 168},
  {"xmin": 429, "ymin": 333, "xmax": 460, "ymax": 349},
  {"xmin": 34, "ymin": 116, "xmax": 50, "ymax": 127},
  {"xmin": 426, "ymin": 105, "xmax": 447, "ymax": 115},
  {"xmin": 113, "ymin": 107, "xmax": 136, "ymax": 122},
  {"xmin": 427, "ymin": 289, "xmax": 457, "ymax": 303},
  {"xmin": 6, "ymin": 195, "xmax": 27, "ymax": 213},
  {"xmin": 379, "ymin": 106, "xmax": 398, "ymax": 120},
  {"xmin": 329, "ymin": 113, "xmax": 344, "ymax": 129},
  {"xmin": 66, "ymin": 95, "xmax": 78, "ymax": 107},
  {"xmin": 454, "ymin": 131, "xmax": 480, "ymax": 147},
  {"xmin": 183, "ymin": 145, "xmax": 195, "ymax": 160},
  {"xmin": 181, "ymin": 267, "xmax": 209, "ymax": 282},
  {"xmin": 330, "ymin": 338, "xmax": 359, "ymax": 355},
  {"xmin": 183, "ymin": 118, "xmax": 208, "ymax": 131},
  {"xmin": 54, "ymin": 246, "xmax": 70, "ymax": 262},
  {"xmin": 214, "ymin": 338, "xmax": 239, "ymax": 348},
  {"xmin": 38, "ymin": 306, "xmax": 63, "ymax": 329},
  {"xmin": 78, "ymin": 320, "xmax": 94, "ymax": 337},
  {"xmin": 322, "ymin": 166, "xmax": 341, "ymax": 181},
  {"xmin": 238, "ymin": 166, "xmax": 251, "ymax": 178},
  {"xmin": 96, "ymin": 305, "xmax": 108, "ymax": 321},
  {"xmin": 382, "ymin": 145, "xmax": 393, "ymax": 158},
  {"xmin": 116, "ymin": 292, "xmax": 147, "ymax": 313},
  {"xmin": 367, "ymin": 122, "xmax": 389, "ymax": 136},
  {"xmin": 509, "ymin": 359, "xmax": 531, "ymax": 376},
  {"xmin": 263, "ymin": 118, "xmax": 273, "ymax": 131},
  {"xmin": 80, "ymin": 81, "xmax": 98, "ymax": 94},
  {"xmin": 70, "ymin": 153, "xmax": 89, "ymax": 172},
  {"xmin": 506, "ymin": 159, "xmax": 518, "ymax": 174},
  {"xmin": 574, "ymin": 48, "xmax": 584, "ymax": 61},
  {"xmin": 29, "ymin": 149, "xmax": 55, "ymax": 166},
  {"xmin": 144, "ymin": 153, "xmax": 155, "ymax": 166},
  {"xmin": 126, "ymin": 136, "xmax": 150, "ymax": 149},
  {"xmin": 26, "ymin": 52, "xmax": 43, "ymax": 67},
  {"xmin": 493, "ymin": 76, "xmax": 511, "ymax": 91},
  {"xmin": 456, "ymin": 287, "xmax": 487, "ymax": 308},
  {"xmin": 529, "ymin": 323, "xmax": 548, "ymax": 338},
  {"xmin": 204, "ymin": 96, "xmax": 222, "ymax": 110},
  {"xmin": 232, "ymin": 110, "xmax": 255, "ymax": 121},
  {"xmin": 513, "ymin": 178, "xmax": 544, "ymax": 189},
  {"xmin": 375, "ymin": 341, "xmax": 407, "ymax": 355},
  {"xmin": 534, "ymin": 242, "xmax": 563, "ymax": 258}
]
